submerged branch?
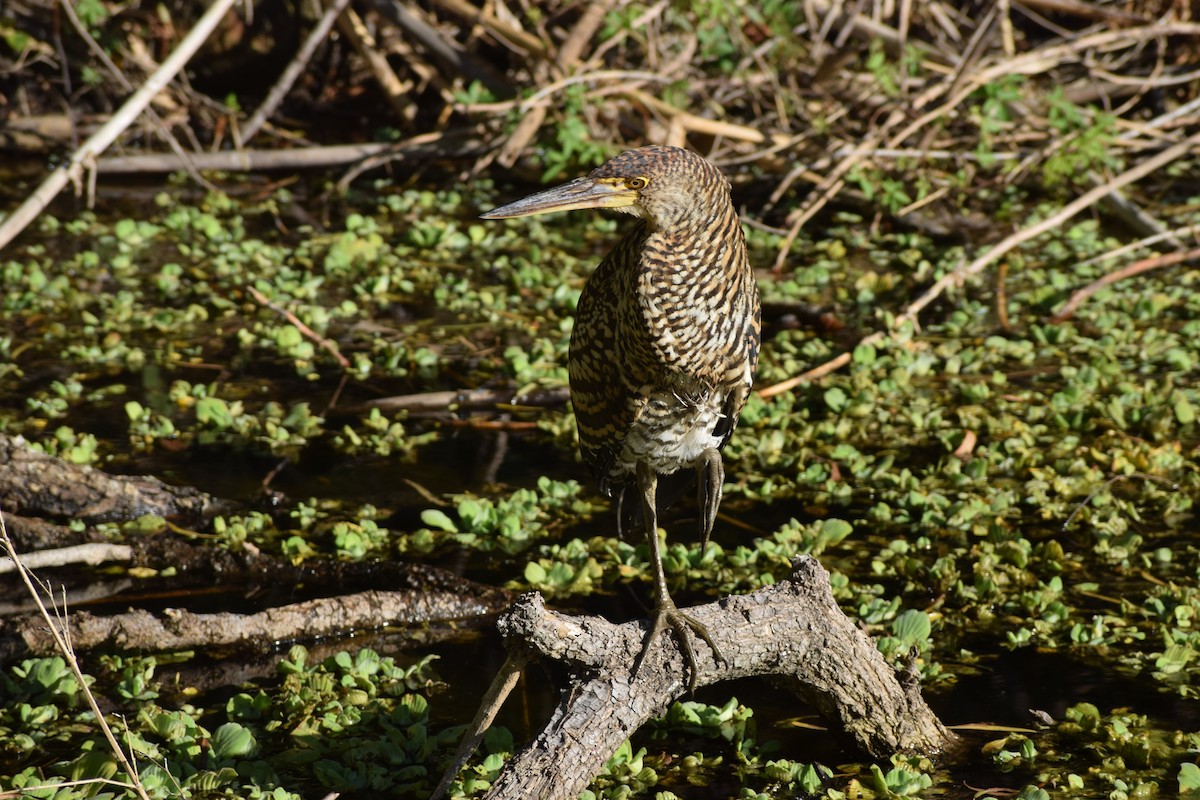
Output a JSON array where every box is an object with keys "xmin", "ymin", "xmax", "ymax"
[
  {"xmin": 0, "ymin": 434, "xmax": 228, "ymax": 523},
  {"xmin": 0, "ymin": 586, "xmax": 507, "ymax": 662}
]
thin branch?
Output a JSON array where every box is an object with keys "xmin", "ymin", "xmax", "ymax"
[
  {"xmin": 431, "ymin": 656, "xmax": 525, "ymax": 800},
  {"xmin": 337, "ymin": 5, "xmax": 412, "ymax": 121},
  {"xmin": 1050, "ymin": 245, "xmax": 1200, "ymax": 322},
  {"xmin": 246, "ymin": 285, "xmax": 351, "ymax": 369},
  {"xmin": 240, "ymin": 0, "xmax": 354, "ymax": 144},
  {"xmin": 0, "ymin": 0, "xmax": 244, "ymax": 252},
  {"xmin": 0, "ymin": 543, "xmax": 133, "ymax": 574},
  {"xmin": 99, "ymin": 142, "xmax": 396, "ymax": 173},
  {"xmin": 0, "ymin": 511, "xmax": 152, "ymax": 800}
]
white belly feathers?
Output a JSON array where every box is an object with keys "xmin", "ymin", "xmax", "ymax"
[{"xmin": 613, "ymin": 387, "xmax": 727, "ymax": 478}]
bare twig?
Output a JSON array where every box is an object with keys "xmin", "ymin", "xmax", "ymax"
[
  {"xmin": 98, "ymin": 142, "xmax": 395, "ymax": 173},
  {"xmin": 0, "ymin": 0, "xmax": 244, "ymax": 252},
  {"xmin": 337, "ymin": 6, "xmax": 412, "ymax": 121},
  {"xmin": 246, "ymin": 285, "xmax": 352, "ymax": 369},
  {"xmin": 0, "ymin": 542, "xmax": 133, "ymax": 574},
  {"xmin": 369, "ymin": 0, "xmax": 508, "ymax": 96},
  {"xmin": 431, "ymin": 656, "xmax": 525, "ymax": 800},
  {"xmin": 342, "ymin": 385, "xmax": 570, "ymax": 416},
  {"xmin": 1077, "ymin": 224, "xmax": 1200, "ymax": 268},
  {"xmin": 0, "ymin": 512, "xmax": 152, "ymax": 800},
  {"xmin": 757, "ymin": 352, "xmax": 853, "ymax": 399},
  {"xmin": 240, "ymin": 0, "xmax": 354, "ymax": 144},
  {"xmin": 429, "ymin": 0, "xmax": 549, "ymax": 57},
  {"xmin": 1050, "ymin": 245, "xmax": 1200, "ymax": 322}
]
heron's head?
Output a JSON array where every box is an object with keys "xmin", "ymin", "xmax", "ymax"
[{"xmin": 480, "ymin": 145, "xmax": 730, "ymax": 231}]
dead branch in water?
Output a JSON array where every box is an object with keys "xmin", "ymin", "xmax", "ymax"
[{"xmin": 435, "ymin": 556, "xmax": 955, "ymax": 800}]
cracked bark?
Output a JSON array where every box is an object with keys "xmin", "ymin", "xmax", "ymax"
[
  {"xmin": 477, "ymin": 556, "xmax": 954, "ymax": 800},
  {"xmin": 0, "ymin": 433, "xmax": 229, "ymax": 523}
]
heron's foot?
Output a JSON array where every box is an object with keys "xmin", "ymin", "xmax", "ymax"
[{"xmin": 631, "ymin": 596, "xmax": 725, "ymax": 692}]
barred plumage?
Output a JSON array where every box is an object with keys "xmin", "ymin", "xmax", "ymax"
[{"xmin": 481, "ymin": 145, "xmax": 761, "ymax": 688}]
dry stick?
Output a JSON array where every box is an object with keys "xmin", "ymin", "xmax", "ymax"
[
  {"xmin": 624, "ymin": 89, "xmax": 770, "ymax": 144},
  {"xmin": 0, "ymin": 542, "xmax": 133, "ymax": 575},
  {"xmin": 495, "ymin": 0, "xmax": 614, "ymax": 168},
  {"xmin": 337, "ymin": 129, "xmax": 489, "ymax": 190},
  {"xmin": 98, "ymin": 131, "xmax": 483, "ymax": 178},
  {"xmin": 1019, "ymin": 0, "xmax": 1147, "ymax": 23},
  {"xmin": 57, "ymin": 0, "xmax": 217, "ymax": 193},
  {"xmin": 1078, "ymin": 223, "xmax": 1200, "ymax": 269},
  {"xmin": 347, "ymin": 385, "xmax": 570, "ymax": 415},
  {"xmin": 429, "ymin": 0, "xmax": 548, "ymax": 58},
  {"xmin": 1050, "ymin": 245, "xmax": 1200, "ymax": 323},
  {"xmin": 0, "ymin": 513, "xmax": 152, "ymax": 800},
  {"xmin": 0, "ymin": 0, "xmax": 243, "ymax": 252},
  {"xmin": 239, "ymin": 0, "xmax": 354, "ymax": 145},
  {"xmin": 995, "ymin": 260, "xmax": 1011, "ymax": 331},
  {"xmin": 430, "ymin": 656, "xmax": 525, "ymax": 800},
  {"xmin": 371, "ymin": 0, "xmax": 508, "ymax": 96},
  {"xmin": 97, "ymin": 142, "xmax": 396, "ymax": 173},
  {"xmin": 5, "ymin": 588, "xmax": 507, "ymax": 658},
  {"xmin": 758, "ymin": 131, "xmax": 1200, "ymax": 399},
  {"xmin": 521, "ymin": 70, "xmax": 670, "ymax": 107},
  {"xmin": 898, "ymin": 130, "xmax": 1200, "ymax": 326},
  {"xmin": 758, "ymin": 351, "xmax": 853, "ymax": 399},
  {"xmin": 338, "ymin": 6, "xmax": 412, "ymax": 121},
  {"xmin": 246, "ymin": 285, "xmax": 351, "ymax": 369}
]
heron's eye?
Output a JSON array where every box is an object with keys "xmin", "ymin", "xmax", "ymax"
[{"xmin": 626, "ymin": 177, "xmax": 649, "ymax": 190}]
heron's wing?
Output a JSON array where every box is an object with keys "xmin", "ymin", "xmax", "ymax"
[
  {"xmin": 568, "ymin": 229, "xmax": 652, "ymax": 491},
  {"xmin": 712, "ymin": 277, "xmax": 762, "ymax": 449}
]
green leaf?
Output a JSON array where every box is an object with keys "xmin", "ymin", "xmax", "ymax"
[
  {"xmin": 211, "ymin": 724, "xmax": 258, "ymax": 762},
  {"xmin": 892, "ymin": 609, "xmax": 932, "ymax": 647},
  {"xmin": 420, "ymin": 509, "xmax": 458, "ymax": 533},
  {"xmin": 195, "ymin": 396, "xmax": 233, "ymax": 427},
  {"xmin": 824, "ymin": 386, "xmax": 848, "ymax": 412},
  {"xmin": 524, "ymin": 562, "xmax": 547, "ymax": 583},
  {"xmin": 1180, "ymin": 762, "xmax": 1200, "ymax": 793},
  {"xmin": 1173, "ymin": 392, "xmax": 1196, "ymax": 425}
]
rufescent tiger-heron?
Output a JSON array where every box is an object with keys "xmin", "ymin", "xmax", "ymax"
[{"xmin": 481, "ymin": 145, "xmax": 761, "ymax": 688}]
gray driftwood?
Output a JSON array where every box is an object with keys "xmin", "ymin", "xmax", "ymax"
[
  {"xmin": 453, "ymin": 555, "xmax": 954, "ymax": 800},
  {"xmin": 0, "ymin": 587, "xmax": 509, "ymax": 663}
]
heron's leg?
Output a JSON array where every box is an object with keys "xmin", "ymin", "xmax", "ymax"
[
  {"xmin": 631, "ymin": 461, "xmax": 724, "ymax": 692},
  {"xmin": 696, "ymin": 448, "xmax": 724, "ymax": 551}
]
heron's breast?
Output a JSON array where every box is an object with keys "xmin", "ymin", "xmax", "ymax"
[{"xmin": 610, "ymin": 387, "xmax": 728, "ymax": 479}]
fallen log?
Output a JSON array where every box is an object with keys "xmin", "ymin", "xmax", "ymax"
[{"xmin": 0, "ymin": 433, "xmax": 228, "ymax": 523}]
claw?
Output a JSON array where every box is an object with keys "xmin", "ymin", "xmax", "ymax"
[{"xmin": 631, "ymin": 592, "xmax": 723, "ymax": 692}]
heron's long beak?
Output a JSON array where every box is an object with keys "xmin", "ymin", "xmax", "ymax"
[{"xmin": 480, "ymin": 178, "xmax": 639, "ymax": 219}]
